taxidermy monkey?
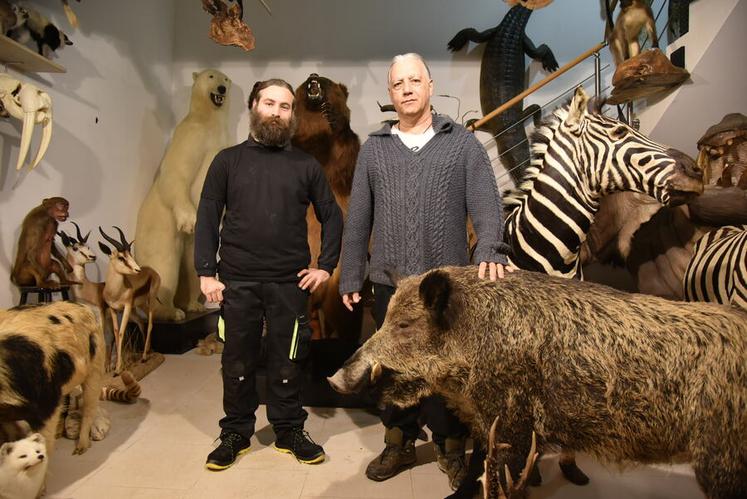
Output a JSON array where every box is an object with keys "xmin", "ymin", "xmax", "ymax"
[
  {"xmin": 11, "ymin": 197, "xmax": 76, "ymax": 288},
  {"xmin": 608, "ymin": 0, "xmax": 658, "ymax": 66},
  {"xmin": 8, "ymin": 4, "xmax": 73, "ymax": 57}
]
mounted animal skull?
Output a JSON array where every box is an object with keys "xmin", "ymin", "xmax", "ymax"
[{"xmin": 0, "ymin": 73, "xmax": 53, "ymax": 171}]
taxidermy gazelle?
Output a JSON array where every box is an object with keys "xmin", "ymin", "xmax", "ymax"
[
  {"xmin": 99, "ymin": 226, "xmax": 161, "ymax": 374},
  {"xmin": 58, "ymin": 222, "xmax": 105, "ymax": 309},
  {"xmin": 0, "ymin": 73, "xmax": 52, "ymax": 171}
]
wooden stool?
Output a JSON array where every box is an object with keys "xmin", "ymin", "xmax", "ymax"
[{"xmin": 18, "ymin": 285, "xmax": 71, "ymax": 305}]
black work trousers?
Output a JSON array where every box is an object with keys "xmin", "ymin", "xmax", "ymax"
[
  {"xmin": 219, "ymin": 279, "xmax": 310, "ymax": 439},
  {"xmin": 373, "ymin": 284, "xmax": 468, "ymax": 448}
]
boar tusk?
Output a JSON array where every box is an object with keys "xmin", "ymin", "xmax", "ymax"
[
  {"xmin": 16, "ymin": 111, "xmax": 35, "ymax": 170},
  {"xmin": 30, "ymin": 114, "xmax": 52, "ymax": 170},
  {"xmin": 370, "ymin": 361, "xmax": 382, "ymax": 384}
]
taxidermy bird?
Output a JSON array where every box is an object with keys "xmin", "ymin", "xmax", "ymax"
[{"xmin": 7, "ymin": 4, "xmax": 73, "ymax": 57}]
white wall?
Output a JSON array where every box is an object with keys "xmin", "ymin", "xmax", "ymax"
[{"xmin": 0, "ymin": 0, "xmax": 176, "ymax": 307}]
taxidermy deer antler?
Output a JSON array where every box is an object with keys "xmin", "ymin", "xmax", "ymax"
[
  {"xmin": 201, "ymin": 0, "xmax": 271, "ymax": 52},
  {"xmin": 0, "ymin": 73, "xmax": 53, "ymax": 171}
]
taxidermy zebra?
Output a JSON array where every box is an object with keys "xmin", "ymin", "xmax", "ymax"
[
  {"xmin": 452, "ymin": 86, "xmax": 706, "ymax": 496},
  {"xmin": 683, "ymin": 225, "xmax": 747, "ymax": 311},
  {"xmin": 503, "ymin": 86, "xmax": 704, "ymax": 279}
]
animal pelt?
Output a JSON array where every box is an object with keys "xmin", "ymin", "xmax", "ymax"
[
  {"xmin": 62, "ymin": 389, "xmax": 109, "ymax": 442},
  {"xmin": 101, "ymin": 370, "xmax": 141, "ymax": 403},
  {"xmin": 0, "ymin": 433, "xmax": 47, "ymax": 499},
  {"xmin": 56, "ymin": 371, "xmax": 139, "ymax": 440},
  {"xmin": 0, "ymin": 302, "xmax": 105, "ymax": 456},
  {"xmin": 330, "ymin": 266, "xmax": 747, "ymax": 499},
  {"xmin": 196, "ymin": 332, "xmax": 223, "ymax": 355},
  {"xmin": 7, "ymin": 4, "xmax": 73, "ymax": 57}
]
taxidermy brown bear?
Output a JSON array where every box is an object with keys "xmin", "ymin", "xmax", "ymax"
[{"xmin": 292, "ymin": 74, "xmax": 362, "ymax": 342}]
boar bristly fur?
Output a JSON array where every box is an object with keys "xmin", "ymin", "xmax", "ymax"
[{"xmin": 329, "ymin": 267, "xmax": 747, "ymax": 499}]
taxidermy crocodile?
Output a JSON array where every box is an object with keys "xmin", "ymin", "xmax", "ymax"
[{"xmin": 448, "ymin": 4, "xmax": 558, "ymax": 186}]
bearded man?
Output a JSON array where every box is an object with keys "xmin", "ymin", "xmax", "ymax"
[{"xmin": 195, "ymin": 78, "xmax": 343, "ymax": 470}]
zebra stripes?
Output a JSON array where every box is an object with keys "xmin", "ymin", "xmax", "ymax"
[
  {"xmin": 683, "ymin": 225, "xmax": 747, "ymax": 310},
  {"xmin": 503, "ymin": 86, "xmax": 702, "ymax": 278}
]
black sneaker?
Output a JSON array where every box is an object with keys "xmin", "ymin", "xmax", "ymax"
[
  {"xmin": 274, "ymin": 427, "xmax": 325, "ymax": 464},
  {"xmin": 205, "ymin": 432, "xmax": 251, "ymax": 471}
]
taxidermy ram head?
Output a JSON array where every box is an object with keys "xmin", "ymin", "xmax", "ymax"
[{"xmin": 0, "ymin": 73, "xmax": 53, "ymax": 171}]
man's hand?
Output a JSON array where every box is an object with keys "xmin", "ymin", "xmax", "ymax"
[
  {"xmin": 478, "ymin": 261, "xmax": 516, "ymax": 281},
  {"xmin": 200, "ymin": 276, "xmax": 226, "ymax": 303},
  {"xmin": 298, "ymin": 268, "xmax": 330, "ymax": 293},
  {"xmin": 342, "ymin": 292, "xmax": 361, "ymax": 312}
]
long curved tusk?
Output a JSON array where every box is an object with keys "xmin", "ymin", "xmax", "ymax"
[
  {"xmin": 16, "ymin": 110, "xmax": 35, "ymax": 170},
  {"xmin": 30, "ymin": 114, "xmax": 52, "ymax": 170}
]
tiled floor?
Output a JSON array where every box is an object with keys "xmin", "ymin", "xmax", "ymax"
[{"xmin": 46, "ymin": 352, "xmax": 705, "ymax": 498}]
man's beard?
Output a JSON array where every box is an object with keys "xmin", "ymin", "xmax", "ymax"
[{"xmin": 250, "ymin": 108, "xmax": 297, "ymax": 147}]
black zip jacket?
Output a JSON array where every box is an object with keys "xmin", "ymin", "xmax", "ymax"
[{"xmin": 194, "ymin": 138, "xmax": 343, "ymax": 282}]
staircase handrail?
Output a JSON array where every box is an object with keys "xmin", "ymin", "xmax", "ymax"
[{"xmin": 469, "ymin": 41, "xmax": 608, "ymax": 131}]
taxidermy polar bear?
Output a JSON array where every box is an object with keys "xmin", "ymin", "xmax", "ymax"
[{"xmin": 134, "ymin": 69, "xmax": 231, "ymax": 320}]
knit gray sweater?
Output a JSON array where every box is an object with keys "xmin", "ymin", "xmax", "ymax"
[{"xmin": 339, "ymin": 114, "xmax": 507, "ymax": 295}]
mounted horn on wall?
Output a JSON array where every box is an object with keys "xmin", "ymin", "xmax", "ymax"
[{"xmin": 0, "ymin": 73, "xmax": 53, "ymax": 171}]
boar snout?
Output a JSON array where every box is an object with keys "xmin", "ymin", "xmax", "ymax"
[{"xmin": 328, "ymin": 359, "xmax": 383, "ymax": 394}]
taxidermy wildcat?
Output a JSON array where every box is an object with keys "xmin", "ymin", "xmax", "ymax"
[{"xmin": 0, "ymin": 433, "xmax": 47, "ymax": 499}]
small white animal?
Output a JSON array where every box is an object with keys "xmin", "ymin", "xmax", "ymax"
[{"xmin": 0, "ymin": 433, "xmax": 47, "ymax": 499}]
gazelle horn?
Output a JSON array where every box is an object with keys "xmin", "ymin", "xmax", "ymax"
[
  {"xmin": 72, "ymin": 221, "xmax": 89, "ymax": 243},
  {"xmin": 112, "ymin": 225, "xmax": 132, "ymax": 252},
  {"xmin": 99, "ymin": 226, "xmax": 124, "ymax": 252}
]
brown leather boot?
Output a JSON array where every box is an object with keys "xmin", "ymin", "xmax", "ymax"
[
  {"xmin": 365, "ymin": 427, "xmax": 417, "ymax": 481},
  {"xmin": 435, "ymin": 437, "xmax": 467, "ymax": 490}
]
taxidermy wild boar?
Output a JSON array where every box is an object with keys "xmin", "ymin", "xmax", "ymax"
[{"xmin": 329, "ymin": 266, "xmax": 747, "ymax": 499}]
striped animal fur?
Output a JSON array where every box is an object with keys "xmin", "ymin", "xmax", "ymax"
[
  {"xmin": 503, "ymin": 86, "xmax": 703, "ymax": 278},
  {"xmin": 684, "ymin": 225, "xmax": 747, "ymax": 310}
]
